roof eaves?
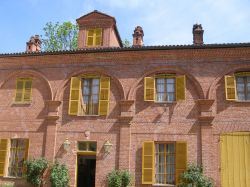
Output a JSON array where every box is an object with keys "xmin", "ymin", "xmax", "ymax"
[{"xmin": 1, "ymin": 43, "xmax": 250, "ymax": 57}]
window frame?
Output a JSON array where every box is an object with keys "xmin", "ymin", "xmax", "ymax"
[
  {"xmin": 235, "ymin": 75, "xmax": 250, "ymax": 101},
  {"xmin": 86, "ymin": 28, "xmax": 103, "ymax": 47},
  {"xmin": 155, "ymin": 76, "xmax": 176, "ymax": 103},
  {"xmin": 77, "ymin": 141, "xmax": 97, "ymax": 156},
  {"xmin": 81, "ymin": 77, "xmax": 100, "ymax": 116},
  {"xmin": 8, "ymin": 138, "xmax": 29, "ymax": 178},
  {"xmin": 14, "ymin": 78, "xmax": 33, "ymax": 104},
  {"xmin": 155, "ymin": 142, "xmax": 176, "ymax": 185}
]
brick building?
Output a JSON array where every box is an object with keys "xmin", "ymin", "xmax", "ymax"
[{"xmin": 0, "ymin": 10, "xmax": 249, "ymax": 187}]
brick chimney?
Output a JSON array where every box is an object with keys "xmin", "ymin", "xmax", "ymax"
[
  {"xmin": 26, "ymin": 35, "xmax": 41, "ymax": 52},
  {"xmin": 132, "ymin": 26, "xmax": 144, "ymax": 47},
  {"xmin": 193, "ymin": 24, "xmax": 204, "ymax": 45}
]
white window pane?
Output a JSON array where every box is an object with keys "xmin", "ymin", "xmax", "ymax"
[
  {"xmin": 157, "ymin": 83, "xmax": 164, "ymax": 92},
  {"xmin": 157, "ymin": 93, "xmax": 165, "ymax": 102},
  {"xmin": 92, "ymin": 95, "xmax": 99, "ymax": 103},
  {"xmin": 167, "ymin": 93, "xmax": 175, "ymax": 101},
  {"xmin": 92, "ymin": 79, "xmax": 99, "ymax": 86},
  {"xmin": 83, "ymin": 96, "xmax": 89, "ymax": 103},
  {"xmin": 237, "ymin": 77, "xmax": 244, "ymax": 83},
  {"xmin": 92, "ymin": 86, "xmax": 99, "ymax": 94},
  {"xmin": 156, "ymin": 78, "xmax": 164, "ymax": 84},
  {"xmin": 167, "ymin": 155, "xmax": 175, "ymax": 164},
  {"xmin": 159, "ymin": 144, "xmax": 165, "ymax": 152},
  {"xmin": 83, "ymin": 79, "xmax": 89, "ymax": 86},
  {"xmin": 167, "ymin": 83, "xmax": 174, "ymax": 92},
  {"xmin": 167, "ymin": 144, "xmax": 175, "ymax": 153},
  {"xmin": 167, "ymin": 78, "xmax": 174, "ymax": 84},
  {"xmin": 83, "ymin": 87, "xmax": 89, "ymax": 95},
  {"xmin": 237, "ymin": 83, "xmax": 244, "ymax": 92},
  {"xmin": 247, "ymin": 93, "xmax": 250, "ymax": 100},
  {"xmin": 238, "ymin": 93, "xmax": 245, "ymax": 100}
]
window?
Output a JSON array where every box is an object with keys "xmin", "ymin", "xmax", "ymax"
[
  {"xmin": 142, "ymin": 141, "xmax": 187, "ymax": 185},
  {"xmin": 225, "ymin": 72, "xmax": 250, "ymax": 101},
  {"xmin": 78, "ymin": 141, "xmax": 97, "ymax": 152},
  {"xmin": 15, "ymin": 78, "xmax": 32, "ymax": 103},
  {"xmin": 82, "ymin": 78, "xmax": 100, "ymax": 115},
  {"xmin": 156, "ymin": 77, "xmax": 175, "ymax": 102},
  {"xmin": 68, "ymin": 76, "xmax": 110, "ymax": 116},
  {"xmin": 8, "ymin": 139, "xmax": 29, "ymax": 177},
  {"xmin": 236, "ymin": 76, "xmax": 250, "ymax": 101},
  {"xmin": 144, "ymin": 75, "xmax": 185, "ymax": 102},
  {"xmin": 155, "ymin": 143, "xmax": 175, "ymax": 184},
  {"xmin": 87, "ymin": 28, "xmax": 102, "ymax": 47}
]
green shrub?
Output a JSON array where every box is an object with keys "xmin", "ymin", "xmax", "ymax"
[
  {"xmin": 50, "ymin": 161, "xmax": 69, "ymax": 187},
  {"xmin": 107, "ymin": 170, "xmax": 132, "ymax": 187},
  {"xmin": 179, "ymin": 164, "xmax": 213, "ymax": 187},
  {"xmin": 24, "ymin": 158, "xmax": 48, "ymax": 187}
]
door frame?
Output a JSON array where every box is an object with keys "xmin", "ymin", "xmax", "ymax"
[{"xmin": 75, "ymin": 141, "xmax": 97, "ymax": 187}]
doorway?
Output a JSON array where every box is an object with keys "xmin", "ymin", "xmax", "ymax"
[
  {"xmin": 77, "ymin": 155, "xmax": 96, "ymax": 187},
  {"xmin": 220, "ymin": 132, "xmax": 250, "ymax": 187}
]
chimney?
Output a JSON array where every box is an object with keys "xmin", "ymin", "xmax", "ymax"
[
  {"xmin": 26, "ymin": 35, "xmax": 41, "ymax": 52},
  {"xmin": 132, "ymin": 26, "xmax": 144, "ymax": 47},
  {"xmin": 193, "ymin": 24, "xmax": 204, "ymax": 45}
]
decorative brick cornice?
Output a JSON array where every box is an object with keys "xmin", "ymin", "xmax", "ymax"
[
  {"xmin": 118, "ymin": 100, "xmax": 135, "ymax": 124},
  {"xmin": 45, "ymin": 100, "xmax": 61, "ymax": 121},
  {"xmin": 196, "ymin": 99, "xmax": 215, "ymax": 124}
]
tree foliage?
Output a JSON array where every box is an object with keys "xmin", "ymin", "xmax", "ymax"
[
  {"xmin": 180, "ymin": 164, "xmax": 214, "ymax": 187},
  {"xmin": 50, "ymin": 161, "xmax": 69, "ymax": 187},
  {"xmin": 107, "ymin": 169, "xmax": 133, "ymax": 187},
  {"xmin": 122, "ymin": 39, "xmax": 131, "ymax": 47},
  {"xmin": 24, "ymin": 158, "xmax": 48, "ymax": 187},
  {"xmin": 41, "ymin": 21, "xmax": 79, "ymax": 51}
]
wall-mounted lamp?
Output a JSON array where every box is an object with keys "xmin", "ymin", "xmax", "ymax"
[
  {"xmin": 63, "ymin": 138, "xmax": 71, "ymax": 152},
  {"xmin": 103, "ymin": 140, "xmax": 113, "ymax": 154}
]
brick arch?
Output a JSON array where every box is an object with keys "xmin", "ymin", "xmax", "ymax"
[
  {"xmin": 54, "ymin": 68, "xmax": 125, "ymax": 101},
  {"xmin": 0, "ymin": 70, "xmax": 53, "ymax": 100},
  {"xmin": 127, "ymin": 66, "xmax": 204, "ymax": 100},
  {"xmin": 207, "ymin": 65, "xmax": 250, "ymax": 99}
]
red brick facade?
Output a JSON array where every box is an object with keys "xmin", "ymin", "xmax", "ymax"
[{"xmin": 0, "ymin": 11, "xmax": 250, "ymax": 187}]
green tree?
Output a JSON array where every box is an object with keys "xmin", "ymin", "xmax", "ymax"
[
  {"xmin": 122, "ymin": 39, "xmax": 131, "ymax": 47},
  {"xmin": 41, "ymin": 21, "xmax": 79, "ymax": 51},
  {"xmin": 180, "ymin": 164, "xmax": 213, "ymax": 187}
]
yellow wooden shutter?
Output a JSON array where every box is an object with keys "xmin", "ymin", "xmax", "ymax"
[
  {"xmin": 225, "ymin": 76, "xmax": 236, "ymax": 100},
  {"xmin": 15, "ymin": 78, "xmax": 32, "ymax": 103},
  {"xmin": 87, "ymin": 29, "xmax": 94, "ymax": 46},
  {"xmin": 23, "ymin": 79, "xmax": 32, "ymax": 102},
  {"xmin": 142, "ymin": 141, "xmax": 155, "ymax": 184},
  {"xmin": 144, "ymin": 77, "xmax": 155, "ymax": 101},
  {"xmin": 98, "ymin": 77, "xmax": 110, "ymax": 116},
  {"xmin": 0, "ymin": 139, "xmax": 8, "ymax": 176},
  {"xmin": 15, "ymin": 79, "xmax": 24, "ymax": 102},
  {"xmin": 95, "ymin": 28, "xmax": 102, "ymax": 46},
  {"xmin": 176, "ymin": 75, "xmax": 186, "ymax": 101},
  {"xmin": 68, "ymin": 77, "xmax": 81, "ymax": 115},
  {"xmin": 176, "ymin": 141, "xmax": 187, "ymax": 185}
]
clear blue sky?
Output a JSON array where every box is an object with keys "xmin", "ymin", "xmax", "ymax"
[{"xmin": 0, "ymin": 0, "xmax": 250, "ymax": 53}]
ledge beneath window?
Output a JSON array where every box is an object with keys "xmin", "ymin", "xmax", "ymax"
[
  {"xmin": 12, "ymin": 102, "xmax": 32, "ymax": 105},
  {"xmin": 152, "ymin": 184, "xmax": 176, "ymax": 187},
  {"xmin": 233, "ymin": 100, "xmax": 250, "ymax": 103}
]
